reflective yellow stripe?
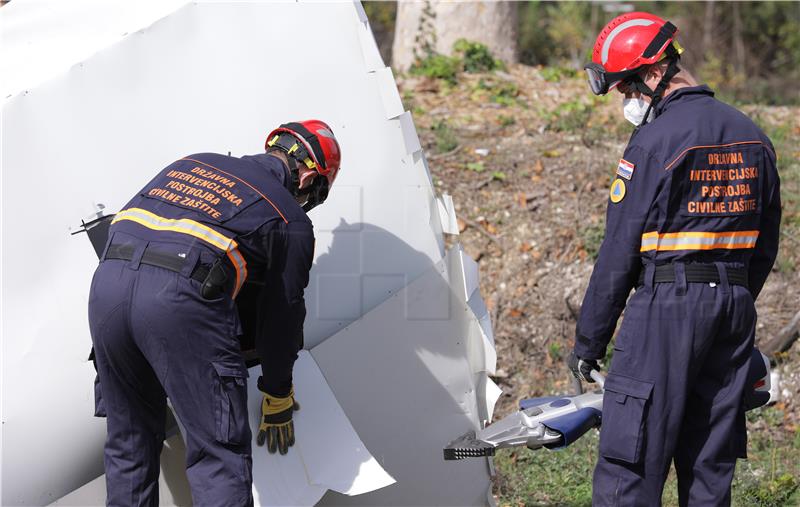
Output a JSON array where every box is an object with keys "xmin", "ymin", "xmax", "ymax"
[
  {"xmin": 640, "ymin": 230, "xmax": 759, "ymax": 252},
  {"xmin": 113, "ymin": 208, "xmax": 248, "ymax": 295},
  {"xmin": 113, "ymin": 208, "xmax": 234, "ymax": 250}
]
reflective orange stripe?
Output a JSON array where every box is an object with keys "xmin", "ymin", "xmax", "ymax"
[
  {"xmin": 226, "ymin": 249, "xmax": 248, "ymax": 299},
  {"xmin": 641, "ymin": 230, "xmax": 759, "ymax": 252},
  {"xmin": 113, "ymin": 208, "xmax": 248, "ymax": 296}
]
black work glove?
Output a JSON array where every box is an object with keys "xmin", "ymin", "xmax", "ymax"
[
  {"xmin": 568, "ymin": 350, "xmax": 600, "ymax": 383},
  {"xmin": 256, "ymin": 385, "xmax": 300, "ymax": 455}
]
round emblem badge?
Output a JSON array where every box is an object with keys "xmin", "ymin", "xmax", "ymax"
[{"xmin": 610, "ymin": 178, "xmax": 626, "ymax": 203}]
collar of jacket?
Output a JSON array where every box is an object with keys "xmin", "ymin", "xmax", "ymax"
[
  {"xmin": 250, "ymin": 153, "xmax": 292, "ymax": 190},
  {"xmin": 655, "ymin": 84, "xmax": 715, "ymax": 115}
]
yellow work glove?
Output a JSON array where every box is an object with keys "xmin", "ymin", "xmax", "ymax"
[{"xmin": 256, "ymin": 387, "xmax": 300, "ymax": 455}]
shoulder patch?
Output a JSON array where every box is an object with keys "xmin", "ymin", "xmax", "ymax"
[
  {"xmin": 616, "ymin": 158, "xmax": 635, "ymax": 180},
  {"xmin": 610, "ymin": 178, "xmax": 626, "ymax": 203}
]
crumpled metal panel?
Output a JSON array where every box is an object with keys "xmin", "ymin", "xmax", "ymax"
[{"xmin": 0, "ymin": 1, "xmax": 496, "ymax": 505}]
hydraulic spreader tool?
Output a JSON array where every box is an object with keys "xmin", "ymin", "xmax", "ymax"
[{"xmin": 443, "ymin": 349, "xmax": 771, "ymax": 461}]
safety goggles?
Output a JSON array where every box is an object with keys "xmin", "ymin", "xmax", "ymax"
[{"xmin": 584, "ymin": 63, "xmax": 643, "ymax": 96}]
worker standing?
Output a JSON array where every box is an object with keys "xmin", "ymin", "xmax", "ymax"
[
  {"xmin": 568, "ymin": 13, "xmax": 781, "ymax": 506},
  {"xmin": 88, "ymin": 120, "xmax": 341, "ymax": 506}
]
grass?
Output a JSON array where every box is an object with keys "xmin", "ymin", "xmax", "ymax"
[
  {"xmin": 540, "ymin": 66, "xmax": 579, "ymax": 83},
  {"xmin": 431, "ymin": 120, "xmax": 458, "ymax": 153},
  {"xmin": 494, "ymin": 431, "xmax": 597, "ymax": 506},
  {"xmin": 548, "ymin": 342, "xmax": 563, "ymax": 363},
  {"xmin": 578, "ymin": 222, "xmax": 605, "ymax": 260},
  {"xmin": 493, "ymin": 406, "xmax": 800, "ymax": 506},
  {"xmin": 499, "ymin": 114, "xmax": 516, "ymax": 127},
  {"xmin": 471, "ymin": 78, "xmax": 521, "ymax": 107}
]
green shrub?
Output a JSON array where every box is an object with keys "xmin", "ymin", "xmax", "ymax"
[
  {"xmin": 411, "ymin": 38, "xmax": 506, "ymax": 85},
  {"xmin": 410, "ymin": 53, "xmax": 461, "ymax": 84},
  {"xmin": 735, "ymin": 473, "xmax": 799, "ymax": 507},
  {"xmin": 491, "ymin": 82, "xmax": 519, "ymax": 106},
  {"xmin": 453, "ymin": 38, "xmax": 502, "ymax": 73}
]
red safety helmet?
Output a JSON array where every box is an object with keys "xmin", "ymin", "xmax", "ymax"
[
  {"xmin": 265, "ymin": 119, "xmax": 342, "ymax": 211},
  {"xmin": 266, "ymin": 119, "xmax": 342, "ymax": 188},
  {"xmin": 584, "ymin": 12, "xmax": 679, "ymax": 95}
]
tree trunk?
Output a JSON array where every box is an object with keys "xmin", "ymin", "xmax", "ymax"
[
  {"xmin": 732, "ymin": 2, "xmax": 746, "ymax": 74},
  {"xmin": 392, "ymin": 0, "xmax": 518, "ymax": 71},
  {"xmin": 703, "ymin": 1, "xmax": 715, "ymax": 56},
  {"xmin": 761, "ymin": 310, "xmax": 800, "ymax": 358}
]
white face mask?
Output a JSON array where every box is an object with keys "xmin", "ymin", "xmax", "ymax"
[{"xmin": 623, "ymin": 97, "xmax": 654, "ymax": 126}]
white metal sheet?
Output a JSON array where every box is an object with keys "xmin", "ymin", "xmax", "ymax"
[
  {"xmin": 459, "ymin": 245, "xmax": 481, "ymax": 301},
  {"xmin": 1, "ymin": 1, "xmax": 492, "ymax": 505},
  {"xmin": 395, "ymin": 111, "xmax": 423, "ymax": 156},
  {"xmin": 51, "ymin": 351, "xmax": 394, "ymax": 506},
  {"xmin": 356, "ymin": 18, "xmax": 387, "ymax": 73},
  {"xmin": 474, "ymin": 373, "xmax": 503, "ymax": 425},
  {"xmin": 437, "ymin": 194, "xmax": 460, "ymax": 235},
  {"xmin": 52, "ymin": 433, "xmax": 193, "ymax": 507},
  {"xmin": 0, "ymin": 0, "xmax": 189, "ymax": 102},
  {"xmin": 311, "ymin": 249, "xmax": 491, "ymax": 506},
  {"xmin": 374, "ymin": 67, "xmax": 405, "ymax": 120},
  {"xmin": 249, "ymin": 351, "xmax": 395, "ymax": 504}
]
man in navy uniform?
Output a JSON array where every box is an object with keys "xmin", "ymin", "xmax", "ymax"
[
  {"xmin": 570, "ymin": 13, "xmax": 781, "ymax": 506},
  {"xmin": 88, "ymin": 120, "xmax": 341, "ymax": 506}
]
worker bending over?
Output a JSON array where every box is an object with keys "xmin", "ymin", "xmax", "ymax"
[{"xmin": 88, "ymin": 120, "xmax": 341, "ymax": 506}]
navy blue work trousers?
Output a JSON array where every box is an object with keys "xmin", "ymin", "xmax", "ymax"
[
  {"xmin": 593, "ymin": 263, "xmax": 755, "ymax": 506},
  {"xmin": 88, "ymin": 244, "xmax": 253, "ymax": 507}
]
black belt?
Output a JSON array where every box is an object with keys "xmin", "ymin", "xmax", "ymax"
[
  {"xmin": 104, "ymin": 244, "xmax": 211, "ymax": 285},
  {"xmin": 637, "ymin": 263, "xmax": 748, "ymax": 288}
]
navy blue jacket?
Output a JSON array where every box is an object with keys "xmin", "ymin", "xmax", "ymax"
[
  {"xmin": 109, "ymin": 153, "xmax": 313, "ymax": 395},
  {"xmin": 575, "ymin": 86, "xmax": 781, "ymax": 360}
]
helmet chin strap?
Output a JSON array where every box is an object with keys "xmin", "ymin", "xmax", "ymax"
[
  {"xmin": 629, "ymin": 45, "xmax": 682, "ymax": 129},
  {"xmin": 267, "ymin": 141, "xmax": 329, "ymax": 212},
  {"xmin": 288, "ymin": 160, "xmax": 329, "ymax": 212},
  {"xmin": 295, "ymin": 177, "xmax": 329, "ymax": 212}
]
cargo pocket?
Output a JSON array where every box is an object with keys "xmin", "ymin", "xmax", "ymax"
[
  {"xmin": 599, "ymin": 374, "xmax": 653, "ymax": 464},
  {"xmin": 88, "ymin": 347, "xmax": 107, "ymax": 418},
  {"xmin": 93, "ymin": 374, "xmax": 107, "ymax": 418},
  {"xmin": 212, "ymin": 362, "xmax": 250, "ymax": 446}
]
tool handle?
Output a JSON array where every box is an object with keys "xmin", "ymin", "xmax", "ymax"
[
  {"xmin": 571, "ymin": 375, "xmax": 584, "ymax": 395},
  {"xmin": 590, "ymin": 369, "xmax": 606, "ymax": 388}
]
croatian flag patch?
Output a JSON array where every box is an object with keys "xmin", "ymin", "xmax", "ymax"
[{"xmin": 617, "ymin": 158, "xmax": 635, "ymax": 180}]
